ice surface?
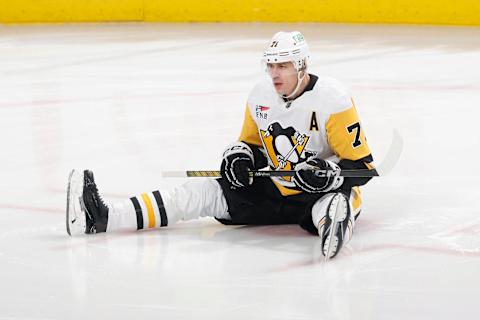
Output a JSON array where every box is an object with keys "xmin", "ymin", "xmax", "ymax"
[{"xmin": 0, "ymin": 23, "xmax": 479, "ymax": 319}]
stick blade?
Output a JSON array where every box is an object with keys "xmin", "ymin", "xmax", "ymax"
[{"xmin": 376, "ymin": 128, "xmax": 404, "ymax": 176}]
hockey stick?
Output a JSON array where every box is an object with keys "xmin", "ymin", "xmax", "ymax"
[{"xmin": 162, "ymin": 129, "xmax": 403, "ymax": 179}]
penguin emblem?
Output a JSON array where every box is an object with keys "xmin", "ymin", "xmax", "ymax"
[{"xmin": 260, "ymin": 122, "xmax": 310, "ymax": 181}]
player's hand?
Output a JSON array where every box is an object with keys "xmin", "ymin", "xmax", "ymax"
[
  {"xmin": 293, "ymin": 157, "xmax": 344, "ymax": 193},
  {"xmin": 221, "ymin": 142, "xmax": 254, "ymax": 189}
]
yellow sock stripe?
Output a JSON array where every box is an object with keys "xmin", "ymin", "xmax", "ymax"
[
  {"xmin": 351, "ymin": 187, "xmax": 362, "ymax": 212},
  {"xmin": 141, "ymin": 193, "xmax": 156, "ymax": 228}
]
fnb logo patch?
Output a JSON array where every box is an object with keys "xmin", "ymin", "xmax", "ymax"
[{"xmin": 255, "ymin": 105, "xmax": 270, "ymax": 119}]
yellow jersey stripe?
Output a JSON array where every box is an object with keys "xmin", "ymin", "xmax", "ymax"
[
  {"xmin": 351, "ymin": 187, "xmax": 362, "ymax": 212},
  {"xmin": 239, "ymin": 104, "xmax": 262, "ymax": 146},
  {"xmin": 326, "ymin": 103, "xmax": 371, "ymax": 161},
  {"xmin": 365, "ymin": 162, "xmax": 375, "ymax": 170},
  {"xmin": 272, "ymin": 179, "xmax": 303, "ymax": 196}
]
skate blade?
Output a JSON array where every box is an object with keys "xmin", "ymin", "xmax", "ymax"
[
  {"xmin": 66, "ymin": 169, "xmax": 86, "ymax": 236},
  {"xmin": 324, "ymin": 194, "xmax": 348, "ymax": 262}
]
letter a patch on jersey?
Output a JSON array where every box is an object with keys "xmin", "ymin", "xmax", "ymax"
[
  {"xmin": 260, "ymin": 122, "xmax": 309, "ymax": 182},
  {"xmin": 309, "ymin": 111, "xmax": 319, "ymax": 131}
]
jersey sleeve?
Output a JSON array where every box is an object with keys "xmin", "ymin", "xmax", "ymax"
[
  {"xmin": 238, "ymin": 104, "xmax": 268, "ymax": 168},
  {"xmin": 238, "ymin": 104, "xmax": 262, "ymax": 146},
  {"xmin": 325, "ymin": 100, "xmax": 372, "ymax": 161},
  {"xmin": 326, "ymin": 100, "xmax": 374, "ymax": 188}
]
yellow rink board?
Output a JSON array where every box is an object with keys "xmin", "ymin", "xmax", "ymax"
[
  {"xmin": 1, "ymin": 0, "xmax": 480, "ymax": 25},
  {"xmin": 0, "ymin": 0, "xmax": 143, "ymax": 22}
]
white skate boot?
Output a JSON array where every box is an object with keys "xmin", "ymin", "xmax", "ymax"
[
  {"xmin": 319, "ymin": 192, "xmax": 352, "ymax": 261},
  {"xmin": 66, "ymin": 169, "xmax": 109, "ymax": 236}
]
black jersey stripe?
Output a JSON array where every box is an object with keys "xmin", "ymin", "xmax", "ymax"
[
  {"xmin": 338, "ymin": 154, "xmax": 374, "ymax": 190},
  {"xmin": 152, "ymin": 191, "xmax": 168, "ymax": 227},
  {"xmin": 130, "ymin": 197, "xmax": 144, "ymax": 230}
]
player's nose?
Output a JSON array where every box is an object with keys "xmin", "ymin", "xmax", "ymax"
[
  {"xmin": 268, "ymin": 66, "xmax": 280, "ymax": 77},
  {"xmin": 270, "ymin": 69, "xmax": 280, "ymax": 79}
]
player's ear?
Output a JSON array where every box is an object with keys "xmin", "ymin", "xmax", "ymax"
[{"xmin": 300, "ymin": 59, "xmax": 308, "ymax": 73}]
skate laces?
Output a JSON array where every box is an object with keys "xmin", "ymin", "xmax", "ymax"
[{"xmin": 85, "ymin": 178, "xmax": 107, "ymax": 209}]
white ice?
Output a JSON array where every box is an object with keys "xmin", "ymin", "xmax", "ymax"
[{"xmin": 0, "ymin": 23, "xmax": 479, "ymax": 319}]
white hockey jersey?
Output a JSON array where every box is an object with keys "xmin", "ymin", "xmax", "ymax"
[{"xmin": 238, "ymin": 74, "xmax": 373, "ymax": 198}]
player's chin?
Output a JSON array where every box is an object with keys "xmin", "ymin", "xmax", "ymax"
[{"xmin": 273, "ymin": 83, "xmax": 284, "ymax": 93}]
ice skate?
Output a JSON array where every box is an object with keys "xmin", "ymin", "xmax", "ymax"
[
  {"xmin": 319, "ymin": 192, "xmax": 351, "ymax": 261},
  {"xmin": 66, "ymin": 169, "xmax": 109, "ymax": 236}
]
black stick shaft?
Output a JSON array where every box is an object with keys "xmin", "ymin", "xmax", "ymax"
[{"xmin": 185, "ymin": 168, "xmax": 379, "ymax": 178}]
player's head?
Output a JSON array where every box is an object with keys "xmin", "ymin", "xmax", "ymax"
[{"xmin": 262, "ymin": 31, "xmax": 310, "ymax": 99}]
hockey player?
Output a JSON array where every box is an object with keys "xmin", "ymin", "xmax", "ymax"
[{"xmin": 66, "ymin": 31, "xmax": 374, "ymax": 260}]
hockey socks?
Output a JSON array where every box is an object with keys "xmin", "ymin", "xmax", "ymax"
[
  {"xmin": 106, "ymin": 192, "xmax": 167, "ymax": 232},
  {"xmin": 107, "ymin": 179, "xmax": 230, "ymax": 232}
]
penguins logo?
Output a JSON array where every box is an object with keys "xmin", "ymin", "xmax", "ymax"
[{"xmin": 260, "ymin": 122, "xmax": 310, "ymax": 181}]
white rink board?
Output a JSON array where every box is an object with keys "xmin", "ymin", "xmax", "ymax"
[{"xmin": 0, "ymin": 23, "xmax": 479, "ymax": 319}]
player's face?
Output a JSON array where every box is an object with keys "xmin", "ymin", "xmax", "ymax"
[{"xmin": 266, "ymin": 62, "xmax": 298, "ymax": 96}]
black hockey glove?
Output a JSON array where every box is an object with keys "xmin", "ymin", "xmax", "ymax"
[
  {"xmin": 221, "ymin": 142, "xmax": 255, "ymax": 189},
  {"xmin": 293, "ymin": 157, "xmax": 344, "ymax": 193}
]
